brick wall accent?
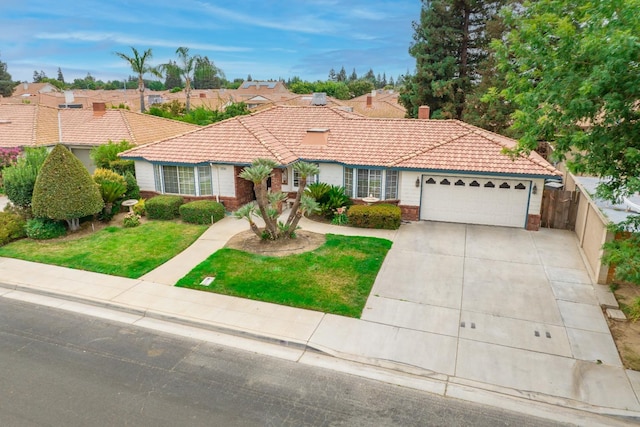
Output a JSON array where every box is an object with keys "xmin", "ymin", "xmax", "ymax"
[
  {"xmin": 399, "ymin": 205, "xmax": 419, "ymax": 221},
  {"xmin": 526, "ymin": 214, "xmax": 541, "ymax": 231},
  {"xmin": 234, "ymin": 166, "xmax": 255, "ymax": 207}
]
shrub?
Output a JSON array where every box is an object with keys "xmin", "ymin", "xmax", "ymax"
[
  {"xmin": 146, "ymin": 195, "xmax": 184, "ymax": 220},
  {"xmin": 321, "ymin": 185, "xmax": 352, "ymax": 218},
  {"xmin": 0, "ymin": 147, "xmax": 21, "ymax": 170},
  {"xmin": 32, "ymin": 145, "xmax": 103, "ymax": 231},
  {"xmin": 90, "ymin": 140, "xmax": 135, "ymax": 170},
  {"xmin": 179, "ymin": 200, "xmax": 225, "ymax": 224},
  {"xmin": 122, "ymin": 212, "xmax": 141, "ymax": 228},
  {"xmin": 3, "ymin": 147, "xmax": 48, "ymax": 208},
  {"xmin": 0, "ymin": 212, "xmax": 26, "ymax": 246},
  {"xmin": 133, "ymin": 198, "xmax": 146, "ymax": 216},
  {"xmin": 347, "ymin": 204, "xmax": 401, "ymax": 230},
  {"xmin": 123, "ymin": 171, "xmax": 140, "ymax": 200},
  {"xmin": 108, "ymin": 159, "xmax": 135, "ymax": 176},
  {"xmin": 305, "ymin": 182, "xmax": 331, "ymax": 202},
  {"xmin": 25, "ymin": 217, "xmax": 67, "ymax": 240}
]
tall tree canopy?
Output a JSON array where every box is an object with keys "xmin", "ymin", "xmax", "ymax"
[
  {"xmin": 193, "ymin": 56, "xmax": 225, "ymax": 89},
  {"xmin": 496, "ymin": 0, "xmax": 640, "ymax": 200},
  {"xmin": 115, "ymin": 47, "xmax": 161, "ymax": 112},
  {"xmin": 163, "ymin": 60, "xmax": 183, "ymax": 90},
  {"xmin": 0, "ymin": 54, "xmax": 14, "ymax": 97},
  {"xmin": 400, "ymin": 0, "xmax": 505, "ymax": 119}
]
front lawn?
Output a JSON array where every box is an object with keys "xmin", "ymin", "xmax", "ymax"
[
  {"xmin": 0, "ymin": 221, "xmax": 207, "ymax": 278},
  {"xmin": 175, "ymin": 234, "xmax": 392, "ymax": 318}
]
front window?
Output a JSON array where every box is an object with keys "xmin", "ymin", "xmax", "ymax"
[
  {"xmin": 154, "ymin": 164, "xmax": 211, "ymax": 196},
  {"xmin": 293, "ymin": 164, "xmax": 319, "ymax": 187},
  {"xmin": 344, "ymin": 168, "xmax": 397, "ymax": 200}
]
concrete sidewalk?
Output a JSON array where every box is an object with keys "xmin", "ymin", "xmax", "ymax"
[{"xmin": 0, "ymin": 215, "xmax": 639, "ymax": 425}]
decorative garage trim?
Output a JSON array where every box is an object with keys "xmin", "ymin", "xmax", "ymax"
[{"xmin": 420, "ymin": 175, "xmax": 532, "ymax": 228}]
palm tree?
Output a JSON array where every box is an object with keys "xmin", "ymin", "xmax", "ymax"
[
  {"xmin": 175, "ymin": 47, "xmax": 199, "ymax": 113},
  {"xmin": 115, "ymin": 47, "xmax": 160, "ymax": 112},
  {"xmin": 237, "ymin": 159, "xmax": 319, "ymax": 240}
]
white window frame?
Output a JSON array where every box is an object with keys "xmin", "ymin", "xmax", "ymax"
[
  {"xmin": 344, "ymin": 167, "xmax": 398, "ymax": 200},
  {"xmin": 153, "ymin": 164, "xmax": 212, "ymax": 196}
]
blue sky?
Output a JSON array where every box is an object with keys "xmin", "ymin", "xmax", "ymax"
[{"xmin": 1, "ymin": 0, "xmax": 419, "ymax": 84}]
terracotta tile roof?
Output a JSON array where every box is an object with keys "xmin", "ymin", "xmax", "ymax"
[
  {"xmin": 121, "ymin": 105, "xmax": 560, "ymax": 177},
  {"xmin": 0, "ymin": 103, "xmax": 38, "ymax": 148},
  {"xmin": 0, "ymin": 103, "xmax": 198, "ymax": 149}
]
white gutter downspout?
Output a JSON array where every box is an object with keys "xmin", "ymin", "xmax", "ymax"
[{"xmin": 210, "ymin": 163, "xmax": 220, "ymax": 203}]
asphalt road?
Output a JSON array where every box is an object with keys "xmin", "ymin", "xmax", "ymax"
[{"xmin": 0, "ymin": 298, "xmax": 568, "ymax": 427}]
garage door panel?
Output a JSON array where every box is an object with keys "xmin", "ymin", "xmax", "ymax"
[{"xmin": 420, "ymin": 176, "xmax": 530, "ymax": 228}]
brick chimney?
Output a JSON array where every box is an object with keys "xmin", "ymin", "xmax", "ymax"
[
  {"xmin": 366, "ymin": 95, "xmax": 372, "ymax": 108},
  {"xmin": 301, "ymin": 128, "xmax": 330, "ymax": 145},
  {"xmin": 92, "ymin": 102, "xmax": 106, "ymax": 116},
  {"xmin": 418, "ymin": 105, "xmax": 430, "ymax": 119}
]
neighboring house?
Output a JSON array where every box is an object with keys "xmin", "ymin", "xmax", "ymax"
[
  {"xmin": 0, "ymin": 102, "xmax": 198, "ymax": 172},
  {"xmin": 120, "ymin": 105, "xmax": 560, "ymax": 230},
  {"xmin": 342, "ymin": 90, "xmax": 407, "ymax": 118}
]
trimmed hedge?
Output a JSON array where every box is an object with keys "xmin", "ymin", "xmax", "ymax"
[
  {"xmin": 0, "ymin": 212, "xmax": 26, "ymax": 246},
  {"xmin": 347, "ymin": 204, "xmax": 401, "ymax": 230},
  {"xmin": 179, "ymin": 200, "xmax": 225, "ymax": 225},
  {"xmin": 145, "ymin": 195, "xmax": 184, "ymax": 220}
]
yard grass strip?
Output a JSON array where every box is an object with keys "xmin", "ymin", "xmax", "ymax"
[
  {"xmin": 176, "ymin": 234, "xmax": 392, "ymax": 318},
  {"xmin": 0, "ymin": 221, "xmax": 207, "ymax": 278}
]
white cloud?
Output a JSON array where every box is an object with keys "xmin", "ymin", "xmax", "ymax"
[{"xmin": 34, "ymin": 32, "xmax": 252, "ymax": 53}]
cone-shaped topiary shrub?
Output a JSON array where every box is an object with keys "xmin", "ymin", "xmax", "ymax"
[{"xmin": 32, "ymin": 145, "xmax": 104, "ymax": 231}]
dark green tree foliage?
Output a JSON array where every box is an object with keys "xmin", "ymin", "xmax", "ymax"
[
  {"xmin": 31, "ymin": 145, "xmax": 103, "ymax": 231},
  {"xmin": 90, "ymin": 139, "xmax": 135, "ymax": 170},
  {"xmin": 193, "ymin": 56, "xmax": 225, "ymax": 89},
  {"xmin": 33, "ymin": 70, "xmax": 47, "ymax": 83},
  {"xmin": 328, "ymin": 68, "xmax": 337, "ymax": 81},
  {"xmin": 3, "ymin": 147, "xmax": 48, "ymax": 209},
  {"xmin": 56, "ymin": 67, "xmax": 64, "ymax": 83},
  {"xmin": 164, "ymin": 60, "xmax": 183, "ymax": 90},
  {"xmin": 496, "ymin": 0, "xmax": 640, "ymax": 200},
  {"xmin": 400, "ymin": 0, "xmax": 505, "ymax": 119},
  {"xmin": 0, "ymin": 54, "xmax": 14, "ymax": 97},
  {"xmin": 349, "ymin": 68, "xmax": 358, "ymax": 82},
  {"xmin": 337, "ymin": 66, "xmax": 347, "ymax": 82},
  {"xmin": 347, "ymin": 79, "xmax": 375, "ymax": 98}
]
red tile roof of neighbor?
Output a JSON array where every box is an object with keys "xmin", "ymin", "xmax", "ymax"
[
  {"xmin": 0, "ymin": 103, "xmax": 199, "ymax": 149},
  {"xmin": 121, "ymin": 105, "xmax": 560, "ymax": 177}
]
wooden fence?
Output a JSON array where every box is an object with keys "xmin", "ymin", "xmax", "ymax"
[{"xmin": 540, "ymin": 188, "xmax": 579, "ymax": 230}]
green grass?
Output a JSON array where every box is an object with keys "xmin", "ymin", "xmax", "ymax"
[
  {"xmin": 176, "ymin": 234, "xmax": 392, "ymax": 318},
  {"xmin": 0, "ymin": 221, "xmax": 207, "ymax": 278}
]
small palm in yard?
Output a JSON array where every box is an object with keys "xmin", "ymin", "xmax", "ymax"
[{"xmin": 236, "ymin": 159, "xmax": 319, "ymax": 240}]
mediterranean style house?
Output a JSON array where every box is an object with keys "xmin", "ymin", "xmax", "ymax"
[{"xmin": 120, "ymin": 105, "xmax": 561, "ymax": 230}]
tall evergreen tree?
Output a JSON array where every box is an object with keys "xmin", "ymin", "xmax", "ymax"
[
  {"xmin": 349, "ymin": 68, "xmax": 358, "ymax": 82},
  {"xmin": 336, "ymin": 66, "xmax": 347, "ymax": 82},
  {"xmin": 193, "ymin": 56, "xmax": 225, "ymax": 89},
  {"xmin": 56, "ymin": 67, "xmax": 65, "ymax": 84},
  {"xmin": 328, "ymin": 68, "xmax": 337, "ymax": 81},
  {"xmin": 163, "ymin": 60, "xmax": 183, "ymax": 90},
  {"xmin": 400, "ymin": 0, "xmax": 505, "ymax": 119},
  {"xmin": 0, "ymin": 54, "xmax": 14, "ymax": 97}
]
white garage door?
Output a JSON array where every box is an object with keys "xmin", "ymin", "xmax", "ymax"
[{"xmin": 420, "ymin": 176, "xmax": 531, "ymax": 227}]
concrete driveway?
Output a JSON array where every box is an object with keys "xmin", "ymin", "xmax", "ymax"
[{"xmin": 353, "ymin": 221, "xmax": 639, "ymax": 410}]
